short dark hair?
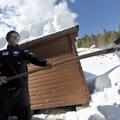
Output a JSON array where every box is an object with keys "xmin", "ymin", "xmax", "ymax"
[{"xmin": 6, "ymin": 30, "xmax": 20, "ymax": 41}]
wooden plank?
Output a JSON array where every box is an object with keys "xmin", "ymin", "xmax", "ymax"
[
  {"xmin": 29, "ymin": 57, "xmax": 79, "ymax": 73},
  {"xmin": 30, "ymin": 88, "xmax": 83, "ymax": 101},
  {"xmin": 30, "ymin": 87, "xmax": 86, "ymax": 101},
  {"xmin": 29, "ymin": 71, "xmax": 83, "ymax": 87},
  {"xmin": 31, "ymin": 97, "xmax": 89, "ymax": 110},
  {"xmin": 29, "ymin": 76, "xmax": 83, "ymax": 93},
  {"xmin": 28, "ymin": 53, "xmax": 76, "ymax": 68},
  {"xmin": 29, "ymin": 66, "xmax": 81, "ymax": 83},
  {"xmin": 31, "ymin": 98, "xmax": 87, "ymax": 110},
  {"xmin": 28, "ymin": 62, "xmax": 80, "ymax": 78},
  {"xmin": 27, "ymin": 36, "xmax": 73, "ymax": 59},
  {"xmin": 31, "ymin": 92, "xmax": 84, "ymax": 104},
  {"xmin": 29, "ymin": 74, "xmax": 82, "ymax": 89},
  {"xmin": 31, "ymin": 94, "xmax": 89, "ymax": 109}
]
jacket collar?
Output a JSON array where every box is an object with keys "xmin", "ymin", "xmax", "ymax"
[{"xmin": 7, "ymin": 44, "xmax": 19, "ymax": 51}]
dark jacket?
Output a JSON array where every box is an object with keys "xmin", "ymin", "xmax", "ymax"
[
  {"xmin": 0, "ymin": 44, "xmax": 47, "ymax": 106},
  {"xmin": 0, "ymin": 44, "xmax": 47, "ymax": 90}
]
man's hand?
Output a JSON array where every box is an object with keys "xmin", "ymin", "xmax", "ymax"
[
  {"xmin": 0, "ymin": 76, "xmax": 7, "ymax": 86},
  {"xmin": 46, "ymin": 61, "xmax": 54, "ymax": 69}
]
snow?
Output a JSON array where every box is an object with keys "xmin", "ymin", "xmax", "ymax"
[
  {"xmin": 10, "ymin": 47, "xmax": 120, "ymax": 120},
  {"xmin": 31, "ymin": 47, "xmax": 120, "ymax": 120}
]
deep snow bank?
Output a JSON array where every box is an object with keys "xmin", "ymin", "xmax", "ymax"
[{"xmin": 32, "ymin": 48, "xmax": 120, "ymax": 120}]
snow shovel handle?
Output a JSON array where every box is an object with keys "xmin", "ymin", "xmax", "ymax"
[{"xmin": 5, "ymin": 46, "xmax": 120, "ymax": 82}]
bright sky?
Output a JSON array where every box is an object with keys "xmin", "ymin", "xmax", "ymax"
[
  {"xmin": 0, "ymin": 0, "xmax": 120, "ymax": 48},
  {"xmin": 68, "ymin": 0, "xmax": 120, "ymax": 37},
  {"xmin": 0, "ymin": 0, "xmax": 77, "ymax": 48}
]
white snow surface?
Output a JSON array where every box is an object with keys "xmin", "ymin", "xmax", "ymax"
[{"xmin": 31, "ymin": 48, "xmax": 120, "ymax": 120}]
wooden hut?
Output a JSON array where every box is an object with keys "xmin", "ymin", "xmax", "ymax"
[{"xmin": 21, "ymin": 25, "xmax": 90, "ymax": 110}]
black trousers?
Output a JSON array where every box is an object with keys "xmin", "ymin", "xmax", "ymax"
[{"xmin": 0, "ymin": 89, "xmax": 32, "ymax": 120}]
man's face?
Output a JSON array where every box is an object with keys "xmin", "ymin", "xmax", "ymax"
[{"xmin": 7, "ymin": 32, "xmax": 20, "ymax": 45}]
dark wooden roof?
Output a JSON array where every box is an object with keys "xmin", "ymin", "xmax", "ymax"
[{"xmin": 21, "ymin": 25, "xmax": 79, "ymax": 48}]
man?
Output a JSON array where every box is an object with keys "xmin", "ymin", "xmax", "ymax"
[{"xmin": 0, "ymin": 30, "xmax": 54, "ymax": 120}]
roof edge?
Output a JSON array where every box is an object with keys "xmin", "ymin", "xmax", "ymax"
[{"xmin": 21, "ymin": 25, "xmax": 79, "ymax": 47}]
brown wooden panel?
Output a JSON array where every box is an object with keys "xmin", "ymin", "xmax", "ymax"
[
  {"xmin": 31, "ymin": 97, "xmax": 88, "ymax": 110},
  {"xmin": 31, "ymin": 92, "xmax": 83, "ymax": 104},
  {"xmin": 29, "ymin": 73, "xmax": 81, "ymax": 88},
  {"xmin": 29, "ymin": 66, "xmax": 80, "ymax": 82},
  {"xmin": 21, "ymin": 25, "xmax": 79, "ymax": 59},
  {"xmin": 29, "ymin": 75, "xmax": 83, "ymax": 93},
  {"xmin": 30, "ymin": 82, "xmax": 83, "ymax": 97},
  {"xmin": 29, "ymin": 62, "xmax": 79, "ymax": 79},
  {"xmin": 28, "ymin": 53, "xmax": 90, "ymax": 110},
  {"xmin": 31, "ymin": 94, "xmax": 89, "ymax": 110},
  {"xmin": 24, "ymin": 36, "xmax": 73, "ymax": 59},
  {"xmin": 20, "ymin": 26, "xmax": 90, "ymax": 110},
  {"xmin": 28, "ymin": 66, "xmax": 84, "ymax": 90},
  {"xmin": 30, "ymin": 88, "xmax": 83, "ymax": 100}
]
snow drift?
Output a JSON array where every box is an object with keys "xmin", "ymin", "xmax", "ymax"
[
  {"xmin": 10, "ymin": 48, "xmax": 120, "ymax": 120},
  {"xmin": 31, "ymin": 48, "xmax": 120, "ymax": 120}
]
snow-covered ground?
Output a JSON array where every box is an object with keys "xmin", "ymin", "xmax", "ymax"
[{"xmin": 32, "ymin": 48, "xmax": 120, "ymax": 120}]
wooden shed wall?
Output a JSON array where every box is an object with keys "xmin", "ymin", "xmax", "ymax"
[
  {"xmin": 24, "ymin": 35, "xmax": 73, "ymax": 59},
  {"xmin": 29, "ymin": 53, "xmax": 90, "ymax": 110},
  {"xmin": 21, "ymin": 26, "xmax": 90, "ymax": 110}
]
